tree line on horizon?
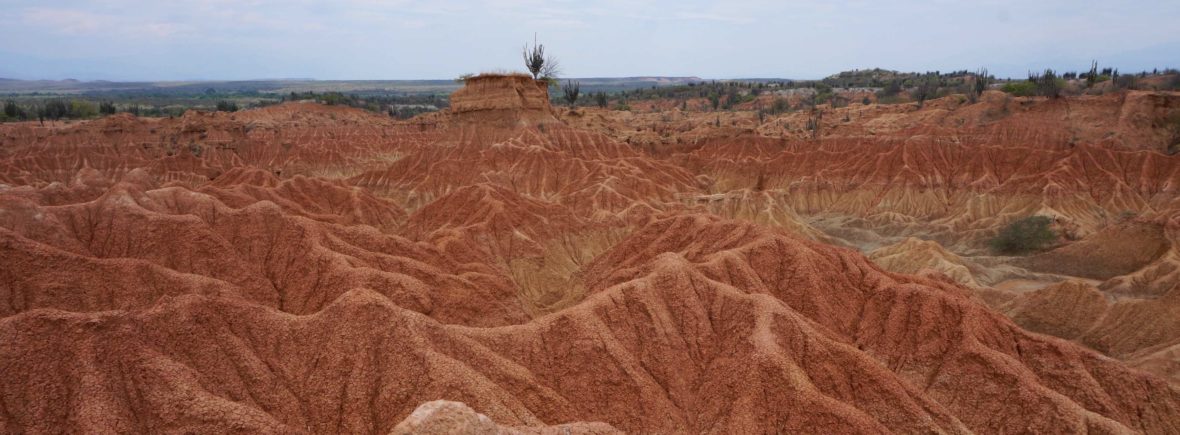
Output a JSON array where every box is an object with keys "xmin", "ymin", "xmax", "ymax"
[
  {"xmin": 563, "ymin": 63, "xmax": 1179, "ymax": 112},
  {"xmin": 5, "ymin": 48, "xmax": 1179, "ymax": 123}
]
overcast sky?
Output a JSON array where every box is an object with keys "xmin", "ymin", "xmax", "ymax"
[{"xmin": 1, "ymin": 0, "xmax": 1178, "ymax": 81}]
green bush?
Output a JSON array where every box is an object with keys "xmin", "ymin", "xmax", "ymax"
[
  {"xmin": 3, "ymin": 100, "xmax": 26, "ymax": 121},
  {"xmin": 44, "ymin": 99, "xmax": 69, "ymax": 120},
  {"xmin": 594, "ymin": 92, "xmax": 608, "ymax": 108},
  {"xmin": 1000, "ymin": 81, "xmax": 1037, "ymax": 97},
  {"xmin": 814, "ymin": 83, "xmax": 835, "ymax": 105},
  {"xmin": 877, "ymin": 80, "xmax": 902, "ymax": 99},
  {"xmin": 768, "ymin": 97, "xmax": 790, "ymax": 114},
  {"xmin": 990, "ymin": 216, "xmax": 1057, "ymax": 254},
  {"xmin": 69, "ymin": 100, "xmax": 98, "ymax": 118},
  {"xmin": 1032, "ymin": 69, "xmax": 1064, "ymax": 98},
  {"xmin": 911, "ymin": 77, "xmax": 938, "ymax": 107},
  {"xmin": 1114, "ymin": 74, "xmax": 1138, "ymax": 90}
]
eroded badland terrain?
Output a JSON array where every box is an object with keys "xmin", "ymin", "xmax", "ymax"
[{"xmin": 3, "ymin": 73, "xmax": 1180, "ymax": 433}]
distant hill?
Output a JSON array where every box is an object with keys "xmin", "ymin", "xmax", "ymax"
[
  {"xmin": 0, "ymin": 77, "xmax": 706, "ymax": 96},
  {"xmin": 0, "ymin": 78, "xmax": 157, "ymax": 93},
  {"xmin": 822, "ymin": 68, "xmax": 979, "ymax": 88}
]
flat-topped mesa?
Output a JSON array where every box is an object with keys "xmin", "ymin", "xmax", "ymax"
[{"xmin": 449, "ymin": 73, "xmax": 557, "ymax": 125}]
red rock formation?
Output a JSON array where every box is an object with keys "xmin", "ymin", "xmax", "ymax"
[
  {"xmin": 4, "ymin": 212, "xmax": 1178, "ymax": 433},
  {"xmin": 2, "ymin": 81, "xmax": 1180, "ymax": 433},
  {"xmin": 449, "ymin": 74, "xmax": 557, "ymax": 126}
]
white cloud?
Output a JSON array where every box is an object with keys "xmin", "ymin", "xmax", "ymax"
[
  {"xmin": 20, "ymin": 6, "xmax": 191, "ymax": 38},
  {"xmin": 2, "ymin": 0, "xmax": 1178, "ymax": 80},
  {"xmin": 22, "ymin": 7, "xmax": 107, "ymax": 35}
]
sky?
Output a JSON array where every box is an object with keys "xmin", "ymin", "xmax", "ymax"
[{"xmin": 1, "ymin": 0, "xmax": 1178, "ymax": 81}]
